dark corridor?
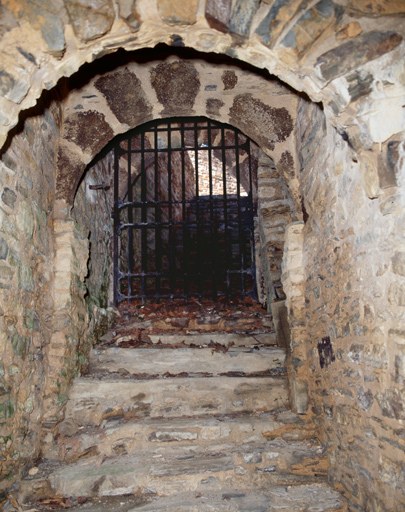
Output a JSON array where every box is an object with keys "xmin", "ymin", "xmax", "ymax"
[{"xmin": 113, "ymin": 117, "xmax": 257, "ymax": 304}]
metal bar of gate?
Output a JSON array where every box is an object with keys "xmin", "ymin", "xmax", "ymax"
[
  {"xmin": 113, "ymin": 117, "xmax": 257, "ymax": 304},
  {"xmin": 194, "ymin": 120, "xmax": 202, "ymax": 297},
  {"xmin": 167, "ymin": 122, "xmax": 174, "ymax": 299},
  {"xmin": 127, "ymin": 136, "xmax": 134, "ymax": 300},
  {"xmin": 221, "ymin": 126, "xmax": 230, "ymax": 300},
  {"xmin": 141, "ymin": 130, "xmax": 147, "ymax": 302},
  {"xmin": 154, "ymin": 124, "xmax": 161, "ymax": 301},
  {"xmin": 180, "ymin": 121, "xmax": 189, "ymax": 299},
  {"xmin": 234, "ymin": 131, "xmax": 245, "ymax": 300}
]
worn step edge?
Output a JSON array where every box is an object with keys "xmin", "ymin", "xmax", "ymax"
[
  {"xmin": 52, "ymin": 411, "xmax": 315, "ymax": 462},
  {"xmin": 63, "ymin": 376, "xmax": 289, "ymax": 427},
  {"xmin": 89, "ymin": 347, "xmax": 286, "ymax": 377},
  {"xmin": 20, "ymin": 439, "xmax": 329, "ymax": 503}
]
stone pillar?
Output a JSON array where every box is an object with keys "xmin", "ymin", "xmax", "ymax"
[
  {"xmin": 41, "ymin": 214, "xmax": 90, "ymax": 455},
  {"xmin": 281, "ymin": 221, "xmax": 308, "ymax": 414}
]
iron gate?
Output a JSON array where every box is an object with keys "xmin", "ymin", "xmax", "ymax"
[{"xmin": 113, "ymin": 117, "xmax": 257, "ymax": 304}]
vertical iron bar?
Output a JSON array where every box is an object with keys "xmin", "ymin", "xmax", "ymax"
[
  {"xmin": 113, "ymin": 146, "xmax": 120, "ymax": 306},
  {"xmin": 181, "ymin": 121, "xmax": 188, "ymax": 299},
  {"xmin": 221, "ymin": 127, "xmax": 230, "ymax": 300},
  {"xmin": 155, "ymin": 124, "xmax": 161, "ymax": 301},
  {"xmin": 207, "ymin": 120, "xmax": 216, "ymax": 299},
  {"xmin": 234, "ymin": 129, "xmax": 245, "ymax": 300},
  {"xmin": 247, "ymin": 137, "xmax": 257, "ymax": 298},
  {"xmin": 141, "ymin": 130, "xmax": 147, "ymax": 303},
  {"xmin": 194, "ymin": 119, "xmax": 202, "ymax": 297},
  {"xmin": 127, "ymin": 136, "xmax": 133, "ymax": 301},
  {"xmin": 168, "ymin": 122, "xmax": 174, "ymax": 300}
]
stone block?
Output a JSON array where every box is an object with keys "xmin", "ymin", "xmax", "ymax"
[
  {"xmin": 64, "ymin": 0, "xmax": 114, "ymax": 42},
  {"xmin": 205, "ymin": 0, "xmax": 231, "ymax": 32},
  {"xmin": 256, "ymin": 0, "xmax": 306, "ymax": 48},
  {"xmin": 376, "ymin": 389, "xmax": 405, "ymax": 420},
  {"xmin": 281, "ymin": 0, "xmax": 343, "ymax": 58},
  {"xmin": 4, "ymin": 0, "xmax": 65, "ymax": 56},
  {"xmin": 95, "ymin": 68, "xmax": 152, "ymax": 127},
  {"xmin": 1, "ymin": 187, "xmax": 16, "ymax": 208},
  {"xmin": 336, "ymin": 21, "xmax": 362, "ymax": 40},
  {"xmin": 229, "ymin": 0, "xmax": 260, "ymax": 38},
  {"xmin": 117, "ymin": 0, "xmax": 141, "ymax": 29},
  {"xmin": 157, "ymin": 0, "xmax": 199, "ymax": 24},
  {"xmin": 348, "ymin": 0, "xmax": 405, "ymax": 16},
  {"xmin": 392, "ymin": 252, "xmax": 405, "ymax": 277},
  {"xmin": 150, "ymin": 61, "xmax": 200, "ymax": 116},
  {"xmin": 317, "ymin": 31, "xmax": 403, "ymax": 82},
  {"xmin": 388, "ymin": 282, "xmax": 405, "ymax": 307}
]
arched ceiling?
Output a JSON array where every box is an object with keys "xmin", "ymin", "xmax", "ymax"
[
  {"xmin": 0, "ymin": 0, "xmax": 404, "ymax": 153},
  {"xmin": 57, "ymin": 52, "xmax": 300, "ymax": 205}
]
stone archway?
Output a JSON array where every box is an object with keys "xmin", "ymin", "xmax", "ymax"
[{"xmin": 0, "ymin": 3, "xmax": 404, "ymax": 510}]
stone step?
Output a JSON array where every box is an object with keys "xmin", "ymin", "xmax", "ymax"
[
  {"xmin": 110, "ymin": 486, "xmax": 347, "ymax": 512},
  {"xmin": 89, "ymin": 346, "xmax": 286, "ymax": 377},
  {"xmin": 63, "ymin": 376, "xmax": 289, "ymax": 427},
  {"xmin": 53, "ymin": 410, "xmax": 314, "ymax": 462},
  {"xmin": 23, "ymin": 486, "xmax": 347, "ymax": 512},
  {"xmin": 20, "ymin": 439, "xmax": 329, "ymax": 503},
  {"xmin": 146, "ymin": 332, "xmax": 277, "ymax": 347},
  {"xmin": 103, "ymin": 332, "xmax": 278, "ymax": 348}
]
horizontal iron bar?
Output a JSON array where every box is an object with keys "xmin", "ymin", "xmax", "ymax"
[
  {"xmin": 117, "ymin": 269, "xmax": 253, "ymax": 279},
  {"xmin": 117, "ymin": 221, "xmax": 248, "ymax": 230},
  {"xmin": 116, "ymin": 197, "xmax": 248, "ymax": 208},
  {"xmin": 118, "ymin": 143, "xmax": 249, "ymax": 155}
]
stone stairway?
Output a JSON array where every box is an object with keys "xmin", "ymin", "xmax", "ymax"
[{"xmin": 18, "ymin": 309, "xmax": 346, "ymax": 511}]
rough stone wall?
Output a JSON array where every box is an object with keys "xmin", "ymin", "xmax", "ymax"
[
  {"xmin": 295, "ymin": 97, "xmax": 405, "ymax": 511},
  {"xmin": 258, "ymin": 150, "xmax": 297, "ymax": 308},
  {"xmin": 0, "ymin": 99, "xmax": 59, "ymax": 493},
  {"xmin": 72, "ymin": 150, "xmax": 115, "ymax": 337},
  {"xmin": 0, "ymin": 0, "xmax": 403, "ymax": 160}
]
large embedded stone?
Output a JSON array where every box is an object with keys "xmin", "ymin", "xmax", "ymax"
[
  {"xmin": 4, "ymin": 0, "xmax": 66, "ymax": 56},
  {"xmin": 64, "ymin": 0, "xmax": 114, "ymax": 43},
  {"xmin": 346, "ymin": 71, "xmax": 373, "ymax": 102},
  {"xmin": 336, "ymin": 21, "xmax": 362, "ymax": 40},
  {"xmin": 0, "ymin": 238, "xmax": 8, "ymax": 260},
  {"xmin": 282, "ymin": 0, "xmax": 343, "ymax": 57},
  {"xmin": 94, "ymin": 69, "xmax": 152, "ymax": 127},
  {"xmin": 11, "ymin": 332, "xmax": 29, "ymax": 357},
  {"xmin": 56, "ymin": 146, "xmax": 86, "ymax": 203},
  {"xmin": 117, "ymin": 0, "xmax": 141, "ymax": 30},
  {"xmin": 206, "ymin": 98, "xmax": 224, "ymax": 116},
  {"xmin": 229, "ymin": 0, "xmax": 260, "ymax": 38},
  {"xmin": 376, "ymin": 389, "xmax": 405, "ymax": 420},
  {"xmin": 392, "ymin": 252, "xmax": 405, "ymax": 277},
  {"xmin": 0, "ymin": 3, "xmax": 18, "ymax": 39},
  {"xmin": 256, "ymin": 0, "xmax": 309, "ymax": 48},
  {"xmin": 205, "ymin": 0, "xmax": 232, "ymax": 32},
  {"xmin": 222, "ymin": 70, "xmax": 238, "ymax": 90},
  {"xmin": 281, "ymin": 0, "xmax": 343, "ymax": 58},
  {"xmin": 317, "ymin": 31, "xmax": 403, "ymax": 81},
  {"xmin": 1, "ymin": 187, "xmax": 16, "ymax": 208},
  {"xmin": 63, "ymin": 110, "xmax": 114, "ymax": 156},
  {"xmin": 150, "ymin": 61, "xmax": 200, "ymax": 116},
  {"xmin": 157, "ymin": 0, "xmax": 198, "ymax": 24},
  {"xmin": 229, "ymin": 94, "xmax": 293, "ymax": 151},
  {"xmin": 347, "ymin": 0, "xmax": 405, "ymax": 16}
]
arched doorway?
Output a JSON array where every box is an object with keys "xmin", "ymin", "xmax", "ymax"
[{"xmin": 113, "ymin": 117, "xmax": 258, "ymax": 304}]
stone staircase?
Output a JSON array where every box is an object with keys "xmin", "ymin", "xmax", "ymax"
[{"xmin": 18, "ymin": 311, "xmax": 346, "ymax": 511}]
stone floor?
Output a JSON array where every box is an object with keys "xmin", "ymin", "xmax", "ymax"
[{"xmin": 10, "ymin": 300, "xmax": 346, "ymax": 511}]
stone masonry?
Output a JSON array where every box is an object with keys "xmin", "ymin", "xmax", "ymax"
[{"xmin": 0, "ymin": 1, "xmax": 403, "ymax": 511}]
